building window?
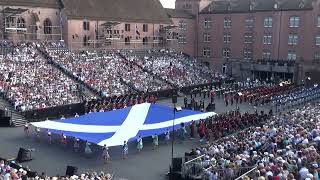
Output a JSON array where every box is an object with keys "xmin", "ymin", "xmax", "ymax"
[
  {"xmin": 83, "ymin": 21, "xmax": 90, "ymax": 31},
  {"xmin": 83, "ymin": 35, "xmax": 90, "ymax": 46},
  {"xmin": 178, "ymin": 35, "xmax": 187, "ymax": 44},
  {"xmin": 183, "ymin": 3, "xmax": 192, "ymax": 9},
  {"xmin": 262, "ymin": 51, "xmax": 271, "ymax": 59},
  {"xmin": 159, "ymin": 24, "xmax": 164, "ymax": 32},
  {"xmin": 244, "ymin": 49, "xmax": 253, "ymax": 60},
  {"xmin": 223, "ymin": 48, "xmax": 230, "ymax": 58},
  {"xmin": 317, "ymin": 16, "xmax": 320, "ymax": 27},
  {"xmin": 125, "ymin": 36, "xmax": 130, "ymax": 45},
  {"xmin": 142, "ymin": 37, "xmax": 148, "ymax": 45},
  {"xmin": 263, "ymin": 34, "xmax": 272, "ymax": 45},
  {"xmin": 289, "ymin": 16, "xmax": 300, "ymax": 28},
  {"xmin": 125, "ymin": 24, "xmax": 130, "ymax": 32},
  {"xmin": 316, "ymin": 35, "xmax": 320, "ymax": 46},
  {"xmin": 44, "ymin": 18, "xmax": 52, "ymax": 34},
  {"xmin": 314, "ymin": 52, "xmax": 320, "ymax": 60},
  {"xmin": 17, "ymin": 17, "xmax": 26, "ymax": 33},
  {"xmin": 224, "ymin": 18, "xmax": 232, "ymax": 28},
  {"xmin": 244, "ymin": 33, "xmax": 253, "ymax": 44},
  {"xmin": 143, "ymin": 24, "xmax": 148, "ymax": 32},
  {"xmin": 287, "ymin": 51, "xmax": 297, "ymax": 60},
  {"xmin": 264, "ymin": 17, "xmax": 273, "ymax": 28},
  {"xmin": 203, "ymin": 47, "xmax": 211, "ymax": 57},
  {"xmin": 178, "ymin": 20, "xmax": 187, "ymax": 31},
  {"xmin": 204, "ymin": 18, "xmax": 212, "ymax": 29},
  {"xmin": 223, "ymin": 33, "xmax": 231, "ymax": 44},
  {"xmin": 245, "ymin": 18, "xmax": 254, "ymax": 28},
  {"xmin": 288, "ymin": 34, "xmax": 298, "ymax": 45},
  {"xmin": 203, "ymin": 33, "xmax": 211, "ymax": 43}
]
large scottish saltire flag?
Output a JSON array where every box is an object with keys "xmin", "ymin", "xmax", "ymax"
[{"xmin": 31, "ymin": 103, "xmax": 216, "ymax": 147}]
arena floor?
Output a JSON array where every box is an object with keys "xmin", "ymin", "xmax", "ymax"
[{"xmin": 0, "ymin": 96, "xmax": 269, "ymax": 180}]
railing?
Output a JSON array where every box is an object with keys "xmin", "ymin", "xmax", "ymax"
[
  {"xmin": 201, "ymin": 166, "xmax": 257, "ymax": 180},
  {"xmin": 182, "ymin": 154, "xmax": 205, "ymax": 179},
  {"xmin": 235, "ymin": 166, "xmax": 258, "ymax": 180}
]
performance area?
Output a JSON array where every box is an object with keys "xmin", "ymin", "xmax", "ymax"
[{"xmin": 1, "ymin": 0, "xmax": 320, "ymax": 179}]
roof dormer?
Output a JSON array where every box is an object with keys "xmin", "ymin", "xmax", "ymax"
[
  {"xmin": 227, "ymin": 3, "xmax": 232, "ymax": 11},
  {"xmin": 208, "ymin": 4, "xmax": 213, "ymax": 12},
  {"xmin": 299, "ymin": 1, "xmax": 305, "ymax": 8},
  {"xmin": 249, "ymin": 0, "xmax": 256, "ymax": 11}
]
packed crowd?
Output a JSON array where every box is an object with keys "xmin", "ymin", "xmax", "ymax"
[
  {"xmin": 46, "ymin": 49, "xmax": 132, "ymax": 97},
  {"xmin": 85, "ymin": 93, "xmax": 157, "ymax": 113},
  {"xmin": 120, "ymin": 49, "xmax": 224, "ymax": 88},
  {"xmin": 0, "ymin": 43, "xmax": 82, "ymax": 111},
  {"xmin": 184, "ymin": 100, "xmax": 320, "ymax": 180},
  {"xmin": 0, "ymin": 159, "xmax": 113, "ymax": 180}
]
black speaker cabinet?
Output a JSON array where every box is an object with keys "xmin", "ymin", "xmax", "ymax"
[
  {"xmin": 172, "ymin": 157, "xmax": 182, "ymax": 172},
  {"xmin": 16, "ymin": 148, "xmax": 32, "ymax": 163},
  {"xmin": 65, "ymin": 166, "xmax": 78, "ymax": 176}
]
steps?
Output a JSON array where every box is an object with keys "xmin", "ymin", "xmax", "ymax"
[{"xmin": 0, "ymin": 97, "xmax": 28, "ymax": 127}]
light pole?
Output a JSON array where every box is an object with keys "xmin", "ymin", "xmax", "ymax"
[{"xmin": 171, "ymin": 93, "xmax": 177, "ymax": 162}]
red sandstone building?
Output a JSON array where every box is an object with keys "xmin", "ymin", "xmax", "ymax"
[{"xmin": 0, "ymin": 0, "xmax": 319, "ymax": 84}]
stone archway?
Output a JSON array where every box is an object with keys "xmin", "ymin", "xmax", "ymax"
[
  {"xmin": 43, "ymin": 18, "xmax": 52, "ymax": 40},
  {"xmin": 30, "ymin": 13, "xmax": 40, "ymax": 40}
]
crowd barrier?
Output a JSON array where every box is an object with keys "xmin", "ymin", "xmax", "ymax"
[
  {"xmin": 24, "ymin": 103, "xmax": 85, "ymax": 121},
  {"xmin": 235, "ymin": 166, "xmax": 258, "ymax": 180}
]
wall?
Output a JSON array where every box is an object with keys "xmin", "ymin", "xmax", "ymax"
[
  {"xmin": 167, "ymin": 17, "xmax": 196, "ymax": 56},
  {"xmin": 0, "ymin": 6, "xmax": 61, "ymax": 42},
  {"xmin": 65, "ymin": 20, "xmax": 169, "ymax": 50}
]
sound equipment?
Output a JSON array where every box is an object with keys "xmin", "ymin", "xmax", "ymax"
[
  {"xmin": 65, "ymin": 166, "xmax": 78, "ymax": 176},
  {"xmin": 0, "ymin": 109, "xmax": 4, "ymax": 117},
  {"xmin": 27, "ymin": 171, "xmax": 37, "ymax": 178},
  {"xmin": 0, "ymin": 116, "xmax": 11, "ymax": 127},
  {"xmin": 171, "ymin": 157, "xmax": 182, "ymax": 172},
  {"xmin": 206, "ymin": 103, "xmax": 215, "ymax": 112},
  {"xmin": 16, "ymin": 148, "xmax": 32, "ymax": 163},
  {"xmin": 172, "ymin": 94, "xmax": 178, "ymax": 104},
  {"xmin": 168, "ymin": 171, "xmax": 183, "ymax": 180}
]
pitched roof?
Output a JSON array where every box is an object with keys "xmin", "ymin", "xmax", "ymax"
[
  {"xmin": 0, "ymin": 0, "xmax": 60, "ymax": 8},
  {"xmin": 201, "ymin": 0, "xmax": 314, "ymax": 14},
  {"xmin": 165, "ymin": 8, "xmax": 195, "ymax": 19},
  {"xmin": 61, "ymin": 0, "xmax": 172, "ymax": 24}
]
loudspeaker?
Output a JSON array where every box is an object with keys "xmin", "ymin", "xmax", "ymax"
[
  {"xmin": 65, "ymin": 166, "xmax": 78, "ymax": 176},
  {"xmin": 206, "ymin": 103, "xmax": 215, "ymax": 112},
  {"xmin": 172, "ymin": 95, "xmax": 178, "ymax": 104},
  {"xmin": 16, "ymin": 148, "xmax": 32, "ymax": 163},
  {"xmin": 172, "ymin": 157, "xmax": 182, "ymax": 172},
  {"xmin": 27, "ymin": 171, "xmax": 37, "ymax": 178},
  {"xmin": 0, "ymin": 116, "xmax": 11, "ymax": 127},
  {"xmin": 169, "ymin": 171, "xmax": 183, "ymax": 180}
]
